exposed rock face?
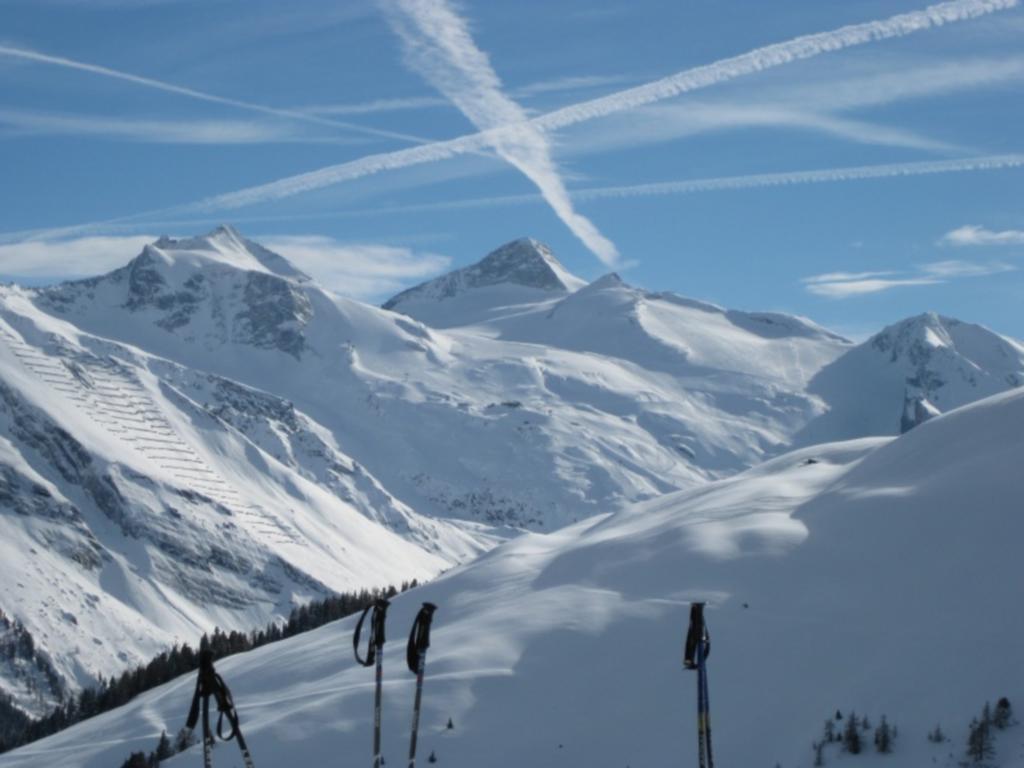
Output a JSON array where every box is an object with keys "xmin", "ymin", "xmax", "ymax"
[
  {"xmin": 383, "ymin": 237, "xmax": 584, "ymax": 311},
  {"xmin": 38, "ymin": 227, "xmax": 314, "ymax": 359}
]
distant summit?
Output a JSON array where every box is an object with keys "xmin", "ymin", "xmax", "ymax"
[
  {"xmin": 797, "ymin": 312, "xmax": 1024, "ymax": 444},
  {"xmin": 38, "ymin": 226, "xmax": 316, "ymax": 358},
  {"xmin": 148, "ymin": 224, "xmax": 310, "ymax": 281},
  {"xmin": 382, "ymin": 238, "xmax": 585, "ymax": 327}
]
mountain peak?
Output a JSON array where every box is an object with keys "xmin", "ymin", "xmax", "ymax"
[
  {"xmin": 381, "ymin": 238, "xmax": 585, "ymax": 323},
  {"xmin": 146, "ymin": 225, "xmax": 309, "ymax": 281},
  {"xmin": 472, "ymin": 238, "xmax": 586, "ymax": 293}
]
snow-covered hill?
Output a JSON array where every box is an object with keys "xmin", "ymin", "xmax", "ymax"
[{"xmin": 6, "ymin": 387, "xmax": 1022, "ymax": 768}]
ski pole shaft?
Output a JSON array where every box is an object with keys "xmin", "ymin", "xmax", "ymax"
[
  {"xmin": 696, "ymin": 639, "xmax": 707, "ymax": 768},
  {"xmin": 408, "ymin": 652, "xmax": 426, "ymax": 768},
  {"xmin": 702, "ymin": 638, "xmax": 714, "ymax": 768},
  {"xmin": 374, "ymin": 649, "xmax": 384, "ymax": 768}
]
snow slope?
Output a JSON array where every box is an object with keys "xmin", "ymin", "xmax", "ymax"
[
  {"xmin": 6, "ymin": 388, "xmax": 1022, "ymax": 768},
  {"xmin": 0, "ymin": 287, "xmax": 487, "ymax": 714}
]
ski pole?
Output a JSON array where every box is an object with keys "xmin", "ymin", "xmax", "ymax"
[
  {"xmin": 183, "ymin": 649, "xmax": 256, "ymax": 768},
  {"xmin": 406, "ymin": 602, "xmax": 438, "ymax": 768},
  {"xmin": 701, "ymin": 636, "xmax": 714, "ymax": 768},
  {"xmin": 354, "ymin": 598, "xmax": 391, "ymax": 768},
  {"xmin": 684, "ymin": 602, "xmax": 711, "ymax": 768}
]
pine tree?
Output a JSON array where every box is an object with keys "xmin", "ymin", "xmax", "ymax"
[
  {"xmin": 928, "ymin": 724, "xmax": 945, "ymax": 743},
  {"xmin": 835, "ymin": 710, "xmax": 843, "ymax": 721},
  {"xmin": 993, "ymin": 697, "xmax": 1013, "ymax": 729},
  {"xmin": 813, "ymin": 740, "xmax": 825, "ymax": 766},
  {"xmin": 862, "ymin": 715, "xmax": 872, "ymax": 731},
  {"xmin": 155, "ymin": 730, "xmax": 173, "ymax": 760},
  {"xmin": 824, "ymin": 719, "xmax": 835, "ymax": 743},
  {"xmin": 875, "ymin": 715, "xmax": 893, "ymax": 754},
  {"xmin": 843, "ymin": 712, "xmax": 862, "ymax": 754},
  {"xmin": 428, "ymin": 751, "xmax": 437, "ymax": 764},
  {"xmin": 174, "ymin": 727, "xmax": 195, "ymax": 753},
  {"xmin": 966, "ymin": 716, "xmax": 995, "ymax": 764},
  {"xmin": 446, "ymin": 717, "xmax": 454, "ymax": 730}
]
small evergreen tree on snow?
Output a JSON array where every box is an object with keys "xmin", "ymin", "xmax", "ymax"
[
  {"xmin": 119, "ymin": 753, "xmax": 148, "ymax": 768},
  {"xmin": 155, "ymin": 730, "xmax": 173, "ymax": 760},
  {"xmin": 874, "ymin": 715, "xmax": 893, "ymax": 754},
  {"xmin": 862, "ymin": 715, "xmax": 872, "ymax": 731},
  {"xmin": 966, "ymin": 716, "xmax": 995, "ymax": 764},
  {"xmin": 928, "ymin": 724, "xmax": 946, "ymax": 743},
  {"xmin": 823, "ymin": 719, "xmax": 836, "ymax": 743},
  {"xmin": 993, "ymin": 697, "xmax": 1013, "ymax": 729},
  {"xmin": 427, "ymin": 751, "xmax": 437, "ymax": 764},
  {"xmin": 813, "ymin": 740, "xmax": 825, "ymax": 766},
  {"xmin": 446, "ymin": 717, "xmax": 454, "ymax": 730},
  {"xmin": 843, "ymin": 712, "xmax": 862, "ymax": 754},
  {"xmin": 174, "ymin": 727, "xmax": 195, "ymax": 753},
  {"xmin": 835, "ymin": 710, "xmax": 843, "ymax": 721}
]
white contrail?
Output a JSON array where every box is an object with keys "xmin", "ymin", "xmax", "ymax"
[
  {"xmin": 265, "ymin": 154, "xmax": 1024, "ymax": 217},
  {"xmin": 8, "ymin": 155, "xmax": 1019, "ymax": 243},
  {"xmin": 531, "ymin": 0, "xmax": 1020, "ymax": 133},
  {"xmin": 0, "ymin": 44, "xmax": 432, "ymax": 146},
  {"xmin": 572, "ymin": 154, "xmax": 1024, "ymax": 200},
  {"xmin": 380, "ymin": 0, "xmax": 619, "ymax": 266},
  {"xmin": 168, "ymin": 0, "xmax": 1021, "ymax": 211},
  {"xmin": 5, "ymin": 0, "xmax": 1017, "ymax": 241}
]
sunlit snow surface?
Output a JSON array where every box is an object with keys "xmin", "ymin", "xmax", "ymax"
[
  {"xmin": 4, "ymin": 389, "xmax": 1023, "ymax": 768},
  {"xmin": 1, "ymin": 228, "xmax": 1022, "ymax": 733}
]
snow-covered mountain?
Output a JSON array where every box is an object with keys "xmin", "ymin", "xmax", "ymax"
[
  {"xmin": 796, "ymin": 312, "xmax": 1024, "ymax": 445},
  {"xmin": 2, "ymin": 226, "xmax": 1022, "ymax": 722},
  {"xmin": 382, "ymin": 237, "xmax": 586, "ymax": 328},
  {"xmin": 0, "ymin": 289, "xmax": 473, "ymax": 716},
  {"xmin": 6, "ymin": 387, "xmax": 1021, "ymax": 768}
]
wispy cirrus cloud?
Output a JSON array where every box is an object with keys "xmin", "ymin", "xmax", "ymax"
[
  {"xmin": 300, "ymin": 74, "xmax": 634, "ymax": 117},
  {"xmin": 5, "ymin": 0, "xmax": 1017, "ymax": 243},
  {"xmin": 561, "ymin": 53, "xmax": 1024, "ymax": 158},
  {"xmin": 379, "ymin": 0, "xmax": 620, "ymax": 266},
  {"xmin": 940, "ymin": 224, "xmax": 1024, "ymax": 246},
  {"xmin": 0, "ymin": 235, "xmax": 156, "ymax": 279},
  {"xmin": 920, "ymin": 258, "xmax": 1016, "ymax": 276},
  {"xmin": 0, "ymin": 108, "xmax": 368, "ymax": 145},
  {"xmin": 0, "ymin": 233, "xmax": 451, "ymax": 300},
  {"xmin": 257, "ymin": 235, "xmax": 451, "ymax": 299},
  {"xmin": 803, "ymin": 259, "xmax": 1014, "ymax": 298},
  {"xmin": 804, "ymin": 275, "xmax": 942, "ymax": 298},
  {"xmin": 0, "ymin": 43, "xmax": 429, "ymax": 145}
]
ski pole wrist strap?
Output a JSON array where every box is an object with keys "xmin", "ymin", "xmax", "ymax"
[
  {"xmin": 354, "ymin": 598, "xmax": 390, "ymax": 667},
  {"xmin": 406, "ymin": 603, "xmax": 438, "ymax": 673},
  {"xmin": 184, "ymin": 650, "xmax": 254, "ymax": 761}
]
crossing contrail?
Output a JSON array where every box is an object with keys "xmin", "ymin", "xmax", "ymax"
[
  {"xmin": 163, "ymin": 0, "xmax": 1023, "ymax": 213},
  {"xmin": 3, "ymin": 0, "xmax": 1017, "ymax": 242},
  {"xmin": 381, "ymin": 0, "xmax": 620, "ymax": 265}
]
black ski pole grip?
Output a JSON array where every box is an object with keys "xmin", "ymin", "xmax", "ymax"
[
  {"xmin": 407, "ymin": 602, "xmax": 438, "ymax": 673},
  {"xmin": 684, "ymin": 602, "xmax": 707, "ymax": 669},
  {"xmin": 354, "ymin": 598, "xmax": 390, "ymax": 667}
]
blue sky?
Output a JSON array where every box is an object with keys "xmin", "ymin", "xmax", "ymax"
[{"xmin": 0, "ymin": 0, "xmax": 1022, "ymax": 339}]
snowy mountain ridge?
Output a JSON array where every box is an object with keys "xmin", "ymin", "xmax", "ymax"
[{"xmin": 1, "ymin": 227, "xmax": 1022, "ymax": 724}]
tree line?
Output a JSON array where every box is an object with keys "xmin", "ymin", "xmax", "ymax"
[{"xmin": 0, "ymin": 581, "xmax": 417, "ymax": 756}]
